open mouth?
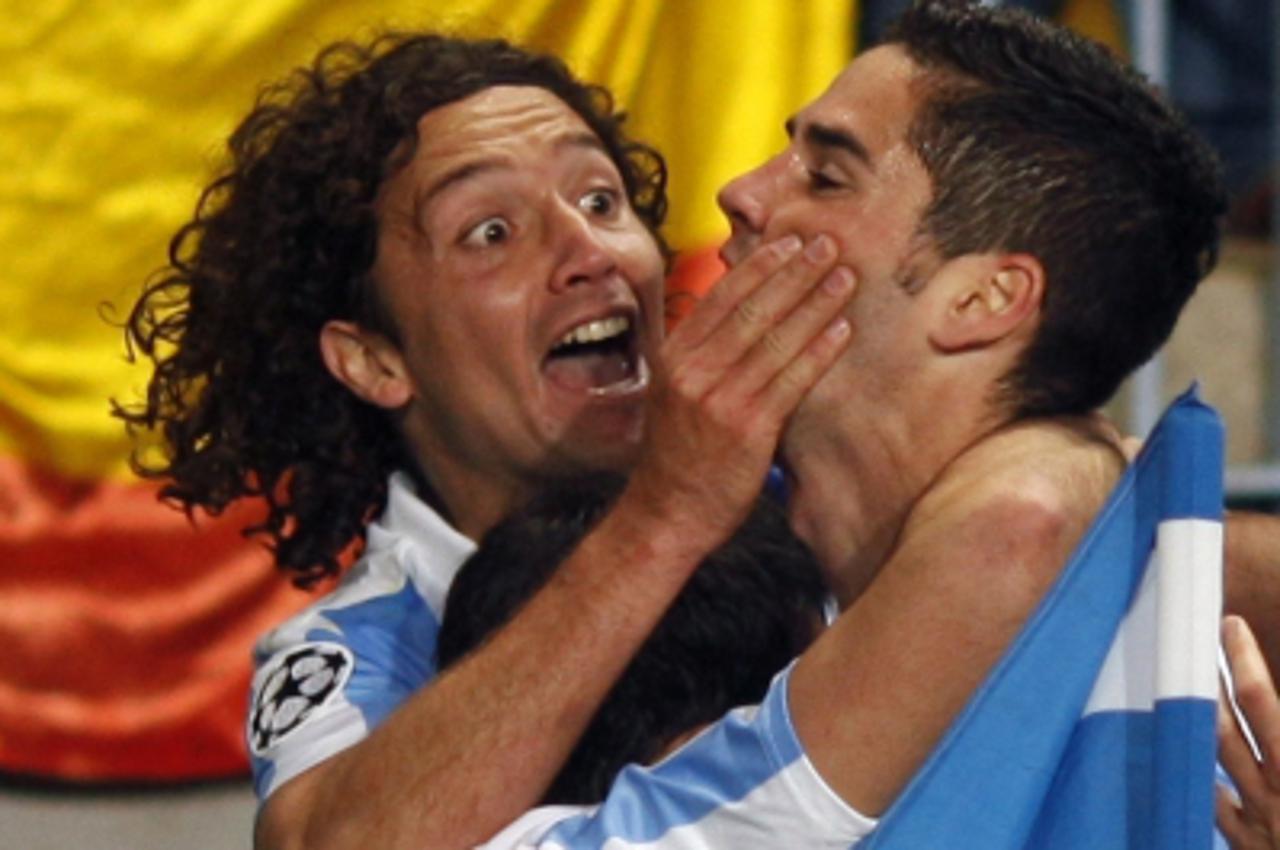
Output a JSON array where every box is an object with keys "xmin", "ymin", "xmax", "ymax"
[{"xmin": 543, "ymin": 314, "xmax": 649, "ymax": 397}]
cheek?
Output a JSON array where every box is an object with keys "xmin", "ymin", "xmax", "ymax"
[
  {"xmin": 756, "ymin": 192, "xmax": 834, "ymax": 244},
  {"xmin": 615, "ymin": 230, "xmax": 666, "ymax": 290},
  {"xmin": 405, "ymin": 293, "xmax": 518, "ymax": 385},
  {"xmin": 614, "ymin": 222, "xmax": 664, "ymax": 266}
]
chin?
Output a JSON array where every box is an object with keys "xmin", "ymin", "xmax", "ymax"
[{"xmin": 555, "ymin": 421, "xmax": 644, "ymax": 476}]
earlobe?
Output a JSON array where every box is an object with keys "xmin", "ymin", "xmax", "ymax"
[
  {"xmin": 319, "ymin": 320, "xmax": 414, "ymax": 409},
  {"xmin": 930, "ymin": 254, "xmax": 1044, "ymax": 353}
]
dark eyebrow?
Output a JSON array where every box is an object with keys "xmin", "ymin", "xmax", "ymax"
[
  {"xmin": 414, "ymin": 159, "xmax": 505, "ymax": 226},
  {"xmin": 786, "ymin": 117, "xmax": 873, "ymax": 169},
  {"xmin": 557, "ymin": 130, "xmax": 609, "ymax": 156},
  {"xmin": 413, "ymin": 131, "xmax": 611, "ymax": 225}
]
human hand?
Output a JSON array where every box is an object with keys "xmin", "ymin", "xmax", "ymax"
[
  {"xmin": 621, "ymin": 234, "xmax": 855, "ymax": 554},
  {"xmin": 1218, "ymin": 615, "xmax": 1280, "ymax": 849}
]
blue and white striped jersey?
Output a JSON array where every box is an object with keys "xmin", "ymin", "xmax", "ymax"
[
  {"xmin": 479, "ymin": 665, "xmax": 875, "ymax": 849},
  {"xmin": 246, "ymin": 470, "xmax": 873, "ymax": 849},
  {"xmin": 246, "ymin": 471, "xmax": 476, "ymax": 799}
]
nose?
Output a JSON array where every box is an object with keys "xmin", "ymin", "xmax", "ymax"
[
  {"xmin": 716, "ymin": 153, "xmax": 784, "ymax": 263},
  {"xmin": 549, "ymin": 200, "xmax": 617, "ymax": 292}
]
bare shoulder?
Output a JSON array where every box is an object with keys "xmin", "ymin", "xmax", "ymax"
[
  {"xmin": 898, "ymin": 413, "xmax": 1128, "ymax": 595},
  {"xmin": 918, "ymin": 413, "xmax": 1126, "ymax": 531},
  {"xmin": 787, "ymin": 414, "xmax": 1131, "ymax": 815}
]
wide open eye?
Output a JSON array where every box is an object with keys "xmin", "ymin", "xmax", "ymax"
[
  {"xmin": 579, "ymin": 188, "xmax": 620, "ymax": 217},
  {"xmin": 462, "ymin": 216, "xmax": 511, "ymax": 247}
]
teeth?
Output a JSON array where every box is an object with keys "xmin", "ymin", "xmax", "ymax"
[{"xmin": 557, "ymin": 316, "xmax": 631, "ymax": 349}]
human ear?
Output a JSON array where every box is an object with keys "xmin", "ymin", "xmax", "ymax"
[
  {"xmin": 319, "ymin": 319, "xmax": 413, "ymax": 409},
  {"xmin": 929, "ymin": 254, "xmax": 1044, "ymax": 353}
]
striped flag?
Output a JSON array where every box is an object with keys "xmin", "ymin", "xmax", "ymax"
[{"xmin": 864, "ymin": 385, "xmax": 1223, "ymax": 849}]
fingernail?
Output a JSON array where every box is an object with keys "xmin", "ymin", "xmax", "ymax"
[
  {"xmin": 775, "ymin": 235, "xmax": 803, "ymax": 257},
  {"xmin": 826, "ymin": 317, "xmax": 851, "ymax": 341},
  {"xmin": 805, "ymin": 234, "xmax": 835, "ymax": 262},
  {"xmin": 823, "ymin": 266, "xmax": 856, "ymax": 295}
]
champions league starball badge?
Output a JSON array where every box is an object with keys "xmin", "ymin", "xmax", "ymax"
[{"xmin": 249, "ymin": 642, "xmax": 353, "ymax": 754}]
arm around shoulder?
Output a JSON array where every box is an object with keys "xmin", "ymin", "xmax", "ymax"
[{"xmin": 789, "ymin": 426, "xmax": 1122, "ymax": 817}]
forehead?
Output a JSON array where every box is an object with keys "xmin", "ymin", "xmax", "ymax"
[
  {"xmin": 411, "ymin": 85, "xmax": 600, "ymax": 171},
  {"xmin": 797, "ymin": 45, "xmax": 922, "ymax": 153}
]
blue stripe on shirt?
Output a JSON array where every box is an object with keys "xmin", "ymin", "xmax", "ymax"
[{"xmin": 543, "ymin": 667, "xmax": 803, "ymax": 848}]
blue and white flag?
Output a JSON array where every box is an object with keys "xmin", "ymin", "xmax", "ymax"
[{"xmin": 864, "ymin": 386, "xmax": 1224, "ymax": 849}]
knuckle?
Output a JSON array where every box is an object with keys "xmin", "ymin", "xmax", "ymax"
[
  {"xmin": 666, "ymin": 369, "xmax": 699, "ymax": 401},
  {"xmin": 1218, "ymin": 704, "xmax": 1237, "ymax": 737},
  {"xmin": 734, "ymin": 404, "xmax": 772, "ymax": 437},
  {"xmin": 702, "ymin": 392, "xmax": 737, "ymax": 424},
  {"xmin": 1236, "ymin": 677, "xmax": 1270, "ymax": 714},
  {"xmin": 734, "ymin": 298, "xmax": 767, "ymax": 329},
  {"xmin": 761, "ymin": 327, "xmax": 788, "ymax": 357},
  {"xmin": 768, "ymin": 358, "xmax": 808, "ymax": 399},
  {"xmin": 775, "ymin": 363, "xmax": 811, "ymax": 396}
]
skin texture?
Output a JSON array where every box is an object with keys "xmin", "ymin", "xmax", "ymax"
[
  {"xmin": 720, "ymin": 43, "xmax": 1280, "ymax": 828},
  {"xmin": 321, "ymin": 87, "xmax": 667, "ymax": 539},
  {"xmin": 789, "ymin": 420, "xmax": 1123, "ymax": 813},
  {"xmin": 1225, "ymin": 513, "xmax": 1280, "ymax": 683},
  {"xmin": 257, "ymin": 44, "xmax": 1280, "ymax": 850},
  {"xmin": 1219, "ymin": 615, "xmax": 1280, "ymax": 849},
  {"xmin": 719, "ymin": 43, "xmax": 1127, "ymax": 816},
  {"xmin": 257, "ymin": 87, "xmax": 857, "ymax": 850}
]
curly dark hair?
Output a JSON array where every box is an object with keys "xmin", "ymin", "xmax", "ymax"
[{"xmin": 114, "ymin": 32, "xmax": 670, "ymax": 587}]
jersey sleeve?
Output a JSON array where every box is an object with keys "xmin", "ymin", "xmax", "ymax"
[
  {"xmin": 247, "ymin": 577, "xmax": 442, "ymax": 799},
  {"xmin": 476, "ymin": 664, "xmax": 876, "ymax": 849}
]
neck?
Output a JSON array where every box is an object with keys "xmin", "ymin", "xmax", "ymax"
[
  {"xmin": 783, "ymin": 365, "xmax": 1009, "ymax": 607},
  {"xmin": 414, "ymin": 464, "xmax": 522, "ymax": 540},
  {"xmin": 399, "ymin": 427, "xmax": 529, "ymax": 542}
]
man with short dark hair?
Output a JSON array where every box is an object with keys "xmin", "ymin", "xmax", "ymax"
[
  {"xmin": 468, "ymin": 2, "xmax": 1273, "ymax": 845},
  {"xmin": 718, "ymin": 0, "xmax": 1220, "ymax": 818}
]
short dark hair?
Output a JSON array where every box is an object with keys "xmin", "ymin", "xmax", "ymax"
[
  {"xmin": 437, "ymin": 474, "xmax": 828, "ymax": 805},
  {"xmin": 114, "ymin": 33, "xmax": 669, "ymax": 587},
  {"xmin": 885, "ymin": 0, "xmax": 1226, "ymax": 416}
]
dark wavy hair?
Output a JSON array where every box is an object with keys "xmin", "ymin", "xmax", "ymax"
[{"xmin": 114, "ymin": 32, "xmax": 669, "ymax": 587}]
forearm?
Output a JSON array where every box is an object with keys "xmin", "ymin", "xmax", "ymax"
[
  {"xmin": 790, "ymin": 494, "xmax": 1072, "ymax": 815},
  {"xmin": 1225, "ymin": 510, "xmax": 1280, "ymax": 679},
  {"xmin": 257, "ymin": 492, "xmax": 711, "ymax": 850},
  {"xmin": 257, "ymin": 234, "xmax": 853, "ymax": 850},
  {"xmin": 789, "ymin": 422, "xmax": 1122, "ymax": 816}
]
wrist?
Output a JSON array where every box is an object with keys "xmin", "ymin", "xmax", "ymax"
[{"xmin": 590, "ymin": 479, "xmax": 728, "ymax": 578}]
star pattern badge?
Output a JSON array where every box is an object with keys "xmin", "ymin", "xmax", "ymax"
[{"xmin": 249, "ymin": 643, "xmax": 353, "ymax": 755}]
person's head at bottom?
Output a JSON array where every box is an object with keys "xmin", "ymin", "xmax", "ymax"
[{"xmin": 438, "ymin": 474, "xmax": 828, "ymax": 804}]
